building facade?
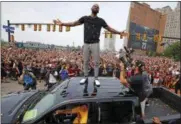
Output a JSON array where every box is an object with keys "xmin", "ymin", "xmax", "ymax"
[
  {"xmin": 124, "ymin": 2, "xmax": 167, "ymax": 53},
  {"xmin": 104, "ymin": 31, "xmax": 116, "ymax": 51},
  {"xmin": 155, "ymin": 2, "xmax": 180, "ymax": 48}
]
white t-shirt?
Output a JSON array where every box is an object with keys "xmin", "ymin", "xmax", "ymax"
[
  {"xmin": 175, "ymin": 71, "xmax": 180, "ymax": 76},
  {"xmin": 13, "ymin": 63, "xmax": 16, "ymax": 69},
  {"xmin": 54, "ymin": 71, "xmax": 58, "ymax": 76},
  {"xmin": 49, "ymin": 74, "xmax": 57, "ymax": 84},
  {"xmin": 172, "ymin": 70, "xmax": 178, "ymax": 76}
]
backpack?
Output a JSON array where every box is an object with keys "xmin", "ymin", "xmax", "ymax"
[{"xmin": 24, "ymin": 73, "xmax": 34, "ymax": 85}]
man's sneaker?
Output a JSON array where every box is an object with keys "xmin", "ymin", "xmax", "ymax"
[
  {"xmin": 80, "ymin": 77, "xmax": 88, "ymax": 84},
  {"xmin": 95, "ymin": 79, "xmax": 100, "ymax": 86}
]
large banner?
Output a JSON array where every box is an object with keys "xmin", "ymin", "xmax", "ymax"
[{"xmin": 128, "ymin": 22, "xmax": 159, "ymax": 51}]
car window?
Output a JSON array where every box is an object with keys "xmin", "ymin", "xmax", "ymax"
[
  {"xmin": 36, "ymin": 103, "xmax": 91, "ymax": 124},
  {"xmin": 22, "ymin": 94, "xmax": 55, "ymax": 122}
]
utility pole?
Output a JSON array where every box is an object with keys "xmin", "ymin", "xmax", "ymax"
[{"xmin": 7, "ymin": 20, "xmax": 10, "ymax": 43}]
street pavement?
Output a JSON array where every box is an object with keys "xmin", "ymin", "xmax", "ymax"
[{"xmin": 1, "ymin": 79, "xmax": 45, "ymax": 96}]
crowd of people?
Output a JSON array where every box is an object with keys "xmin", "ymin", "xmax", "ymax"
[{"xmin": 1, "ymin": 45, "xmax": 180, "ymax": 94}]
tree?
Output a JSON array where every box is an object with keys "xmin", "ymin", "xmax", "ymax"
[{"xmin": 163, "ymin": 41, "xmax": 180, "ymax": 61}]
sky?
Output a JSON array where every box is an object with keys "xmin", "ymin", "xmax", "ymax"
[{"xmin": 1, "ymin": 2, "xmax": 178, "ymax": 51}]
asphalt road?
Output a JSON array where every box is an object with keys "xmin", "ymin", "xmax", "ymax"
[{"xmin": 1, "ymin": 79, "xmax": 45, "ymax": 96}]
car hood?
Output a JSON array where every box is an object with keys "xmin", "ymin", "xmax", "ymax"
[{"xmin": 1, "ymin": 90, "xmax": 38, "ymax": 123}]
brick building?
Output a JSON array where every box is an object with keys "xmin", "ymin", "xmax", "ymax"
[{"xmin": 124, "ymin": 2, "xmax": 167, "ymax": 53}]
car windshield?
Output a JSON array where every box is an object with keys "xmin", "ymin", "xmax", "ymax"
[
  {"xmin": 21, "ymin": 80, "xmax": 69, "ymax": 123},
  {"xmin": 22, "ymin": 93, "xmax": 55, "ymax": 123}
]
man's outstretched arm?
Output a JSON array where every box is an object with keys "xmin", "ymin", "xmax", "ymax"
[
  {"xmin": 53, "ymin": 16, "xmax": 86, "ymax": 27},
  {"xmin": 53, "ymin": 19, "xmax": 81, "ymax": 27},
  {"xmin": 62, "ymin": 20, "xmax": 81, "ymax": 27},
  {"xmin": 105, "ymin": 26, "xmax": 122, "ymax": 34}
]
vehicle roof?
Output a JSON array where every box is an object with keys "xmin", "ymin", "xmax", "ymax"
[{"xmin": 51, "ymin": 77, "xmax": 132, "ymax": 104}]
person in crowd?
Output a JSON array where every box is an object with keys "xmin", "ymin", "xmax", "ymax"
[
  {"xmin": 174, "ymin": 75, "xmax": 180, "ymax": 94},
  {"xmin": 22, "ymin": 69, "xmax": 37, "ymax": 90},
  {"xmin": 1, "ymin": 60, "xmax": 8, "ymax": 83},
  {"xmin": 45, "ymin": 66, "xmax": 57, "ymax": 90},
  {"xmin": 106, "ymin": 63, "xmax": 114, "ymax": 77},
  {"xmin": 40, "ymin": 65, "xmax": 46, "ymax": 83},
  {"xmin": 113, "ymin": 64, "xmax": 120, "ymax": 79},
  {"xmin": 73, "ymin": 64, "xmax": 81, "ymax": 76},
  {"xmin": 99, "ymin": 63, "xmax": 104, "ymax": 77},
  {"xmin": 12, "ymin": 60, "xmax": 19, "ymax": 81},
  {"xmin": 52, "ymin": 66, "xmax": 59, "ymax": 80},
  {"xmin": 17, "ymin": 59, "xmax": 24, "ymax": 83},
  {"xmin": 59, "ymin": 65, "xmax": 69, "ymax": 81},
  {"xmin": 153, "ymin": 68, "xmax": 160, "ymax": 87},
  {"xmin": 67, "ymin": 64, "xmax": 76, "ymax": 77},
  {"xmin": 102, "ymin": 63, "xmax": 108, "ymax": 76}
]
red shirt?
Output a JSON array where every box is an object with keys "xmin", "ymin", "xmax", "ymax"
[
  {"xmin": 74, "ymin": 68, "xmax": 80, "ymax": 76},
  {"xmin": 154, "ymin": 72, "xmax": 159, "ymax": 78},
  {"xmin": 68, "ymin": 68, "xmax": 76, "ymax": 77}
]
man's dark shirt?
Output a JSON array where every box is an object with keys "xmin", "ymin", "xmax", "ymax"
[
  {"xmin": 18, "ymin": 62, "xmax": 23, "ymax": 71},
  {"xmin": 115, "ymin": 68, "xmax": 120, "ymax": 79},
  {"xmin": 99, "ymin": 66, "xmax": 103, "ymax": 76},
  {"xmin": 107, "ymin": 66, "xmax": 113, "ymax": 77},
  {"xmin": 89, "ymin": 67, "xmax": 94, "ymax": 76},
  {"xmin": 127, "ymin": 74, "xmax": 145, "ymax": 102},
  {"xmin": 10, "ymin": 60, "xmax": 14, "ymax": 68},
  {"xmin": 78, "ymin": 16, "xmax": 108, "ymax": 43}
]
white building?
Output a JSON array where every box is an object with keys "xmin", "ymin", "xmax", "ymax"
[
  {"xmin": 104, "ymin": 31, "xmax": 116, "ymax": 51},
  {"xmin": 155, "ymin": 2, "xmax": 180, "ymax": 48}
]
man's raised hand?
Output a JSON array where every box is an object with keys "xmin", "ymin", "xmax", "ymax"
[
  {"xmin": 120, "ymin": 31, "xmax": 127, "ymax": 36},
  {"xmin": 53, "ymin": 19, "xmax": 62, "ymax": 25}
]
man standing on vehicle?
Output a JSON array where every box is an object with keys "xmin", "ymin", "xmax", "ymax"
[
  {"xmin": 119, "ymin": 60, "xmax": 153, "ymax": 118},
  {"xmin": 54, "ymin": 4, "xmax": 124, "ymax": 86}
]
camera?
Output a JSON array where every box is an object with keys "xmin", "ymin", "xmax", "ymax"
[{"xmin": 116, "ymin": 46, "xmax": 134, "ymax": 68}]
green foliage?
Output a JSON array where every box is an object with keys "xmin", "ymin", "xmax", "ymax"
[
  {"xmin": 163, "ymin": 41, "xmax": 180, "ymax": 61},
  {"xmin": 147, "ymin": 51, "xmax": 157, "ymax": 57}
]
